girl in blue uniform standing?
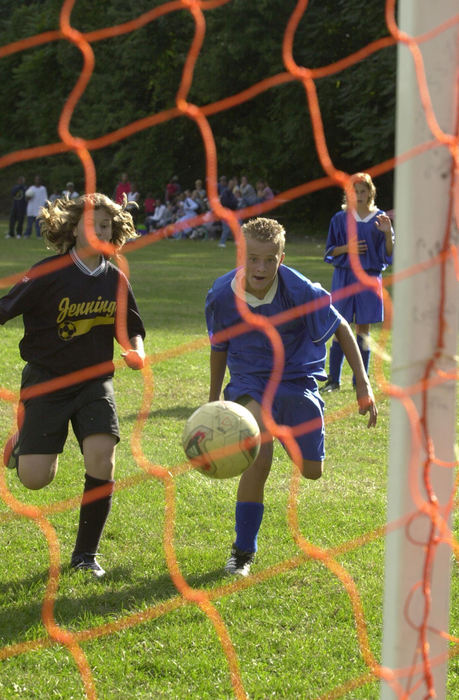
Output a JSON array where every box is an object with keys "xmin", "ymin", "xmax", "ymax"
[{"xmin": 321, "ymin": 173, "xmax": 394, "ymax": 392}]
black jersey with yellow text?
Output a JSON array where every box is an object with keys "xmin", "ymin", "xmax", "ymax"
[{"xmin": 0, "ymin": 251, "xmax": 145, "ymax": 376}]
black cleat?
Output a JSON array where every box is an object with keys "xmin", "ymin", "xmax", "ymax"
[
  {"xmin": 71, "ymin": 553, "xmax": 106, "ymax": 578},
  {"xmin": 224, "ymin": 544, "xmax": 255, "ymax": 577},
  {"xmin": 320, "ymin": 377, "xmax": 340, "ymax": 393}
]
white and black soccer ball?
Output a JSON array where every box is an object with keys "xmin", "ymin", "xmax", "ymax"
[{"xmin": 182, "ymin": 400, "xmax": 261, "ymax": 479}]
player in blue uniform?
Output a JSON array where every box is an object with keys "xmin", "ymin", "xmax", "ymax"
[
  {"xmin": 321, "ymin": 172, "xmax": 394, "ymax": 392},
  {"xmin": 205, "ymin": 217, "xmax": 377, "ymax": 576},
  {"xmin": 1, "ymin": 193, "xmax": 146, "ymax": 578}
]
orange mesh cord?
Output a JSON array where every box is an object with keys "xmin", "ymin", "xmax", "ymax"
[{"xmin": 1, "ymin": 1, "xmax": 458, "ymax": 699}]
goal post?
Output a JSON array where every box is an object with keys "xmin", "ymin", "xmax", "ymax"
[{"xmin": 381, "ymin": 2, "xmax": 458, "ymax": 699}]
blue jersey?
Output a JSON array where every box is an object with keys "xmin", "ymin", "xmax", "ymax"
[
  {"xmin": 324, "ymin": 209, "xmax": 393, "ymax": 272},
  {"xmin": 205, "ymin": 264, "xmax": 341, "ymax": 382}
]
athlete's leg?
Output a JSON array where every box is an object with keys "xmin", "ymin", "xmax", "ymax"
[
  {"xmin": 72, "ymin": 434, "xmax": 117, "ymax": 564},
  {"xmin": 327, "ymin": 339, "xmax": 345, "ymax": 386},
  {"xmin": 17, "ymin": 454, "xmax": 58, "ymax": 490},
  {"xmin": 326, "ymin": 268, "xmax": 353, "ymax": 388},
  {"xmin": 229, "ymin": 399, "xmax": 272, "ymax": 560},
  {"xmin": 301, "ymin": 458, "xmax": 323, "ymax": 480},
  {"xmin": 236, "ymin": 399, "xmax": 273, "ymax": 504},
  {"xmin": 355, "ymin": 322, "xmax": 371, "ymax": 382}
]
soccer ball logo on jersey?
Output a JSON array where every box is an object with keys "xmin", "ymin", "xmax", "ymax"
[{"xmin": 58, "ymin": 321, "xmax": 77, "ymax": 341}]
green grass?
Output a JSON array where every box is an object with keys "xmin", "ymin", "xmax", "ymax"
[{"xmin": 0, "ymin": 232, "xmax": 457, "ymax": 699}]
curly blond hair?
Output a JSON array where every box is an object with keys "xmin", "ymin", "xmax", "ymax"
[
  {"xmin": 39, "ymin": 193, "xmax": 138, "ymax": 254},
  {"xmin": 241, "ymin": 217, "xmax": 285, "ymax": 253}
]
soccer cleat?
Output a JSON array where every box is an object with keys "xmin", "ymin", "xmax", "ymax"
[
  {"xmin": 320, "ymin": 377, "xmax": 340, "ymax": 393},
  {"xmin": 70, "ymin": 553, "xmax": 106, "ymax": 578},
  {"xmin": 3, "ymin": 432, "xmax": 20, "ymax": 470},
  {"xmin": 224, "ymin": 544, "xmax": 255, "ymax": 577}
]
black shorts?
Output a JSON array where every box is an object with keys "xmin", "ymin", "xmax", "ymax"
[{"xmin": 17, "ymin": 363, "xmax": 120, "ymax": 456}]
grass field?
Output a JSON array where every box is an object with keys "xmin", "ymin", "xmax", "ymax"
[{"xmin": 0, "ymin": 230, "xmax": 457, "ymax": 699}]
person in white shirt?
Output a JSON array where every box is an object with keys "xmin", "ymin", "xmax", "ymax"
[
  {"xmin": 24, "ymin": 175, "xmax": 48, "ymax": 238},
  {"xmin": 148, "ymin": 198, "xmax": 166, "ymax": 231},
  {"xmin": 174, "ymin": 190, "xmax": 199, "ymax": 239},
  {"xmin": 62, "ymin": 182, "xmax": 79, "ymax": 200}
]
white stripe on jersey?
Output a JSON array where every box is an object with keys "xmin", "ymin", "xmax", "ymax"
[{"xmin": 70, "ymin": 247, "xmax": 106, "ymax": 276}]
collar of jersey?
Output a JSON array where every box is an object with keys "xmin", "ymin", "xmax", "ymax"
[
  {"xmin": 231, "ymin": 269, "xmax": 279, "ymax": 307},
  {"xmin": 351, "ymin": 208, "xmax": 377, "ymax": 223},
  {"xmin": 70, "ymin": 247, "xmax": 106, "ymax": 276}
]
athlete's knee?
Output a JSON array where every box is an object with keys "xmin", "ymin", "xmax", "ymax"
[
  {"xmin": 248, "ymin": 452, "xmax": 272, "ymax": 480},
  {"xmin": 17, "ymin": 455, "xmax": 58, "ymax": 490},
  {"xmin": 301, "ymin": 459, "xmax": 323, "ymax": 481},
  {"xmin": 83, "ymin": 434, "xmax": 117, "ymax": 481}
]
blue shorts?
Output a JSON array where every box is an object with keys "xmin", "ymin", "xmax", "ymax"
[
  {"xmin": 224, "ymin": 374, "xmax": 325, "ymax": 462},
  {"xmin": 331, "ymin": 267, "xmax": 383, "ymax": 324}
]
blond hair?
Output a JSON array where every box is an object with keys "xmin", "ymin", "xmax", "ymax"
[
  {"xmin": 39, "ymin": 193, "xmax": 138, "ymax": 254},
  {"xmin": 342, "ymin": 172, "xmax": 376, "ymax": 211},
  {"xmin": 241, "ymin": 217, "xmax": 285, "ymax": 252}
]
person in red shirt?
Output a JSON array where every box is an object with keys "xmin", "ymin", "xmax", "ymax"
[
  {"xmin": 165, "ymin": 175, "xmax": 181, "ymax": 203},
  {"xmin": 114, "ymin": 172, "xmax": 131, "ymax": 204}
]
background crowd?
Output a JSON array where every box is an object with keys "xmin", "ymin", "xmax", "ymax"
[{"xmin": 5, "ymin": 172, "xmax": 277, "ymax": 247}]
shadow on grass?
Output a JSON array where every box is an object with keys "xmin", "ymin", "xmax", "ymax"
[
  {"xmin": 123, "ymin": 405, "xmax": 196, "ymax": 421},
  {"xmin": 0, "ymin": 565, "xmax": 229, "ymax": 646}
]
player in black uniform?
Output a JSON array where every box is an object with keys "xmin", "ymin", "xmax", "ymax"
[{"xmin": 1, "ymin": 193, "xmax": 146, "ymax": 577}]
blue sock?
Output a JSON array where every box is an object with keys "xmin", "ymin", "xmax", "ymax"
[
  {"xmin": 234, "ymin": 501, "xmax": 264, "ymax": 553},
  {"xmin": 328, "ymin": 340, "xmax": 344, "ymax": 384}
]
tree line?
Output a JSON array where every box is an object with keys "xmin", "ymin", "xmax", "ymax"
[{"xmin": 0, "ymin": 0, "xmax": 396, "ymax": 225}]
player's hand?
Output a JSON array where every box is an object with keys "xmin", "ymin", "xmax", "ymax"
[
  {"xmin": 355, "ymin": 382, "xmax": 378, "ymax": 428},
  {"xmin": 121, "ymin": 349, "xmax": 145, "ymax": 370},
  {"xmin": 347, "ymin": 239, "xmax": 367, "ymax": 254},
  {"xmin": 375, "ymin": 214, "xmax": 392, "ymax": 235}
]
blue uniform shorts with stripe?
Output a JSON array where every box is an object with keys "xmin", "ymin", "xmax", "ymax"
[
  {"xmin": 331, "ymin": 267, "xmax": 383, "ymax": 324},
  {"xmin": 17, "ymin": 363, "xmax": 120, "ymax": 456},
  {"xmin": 224, "ymin": 374, "xmax": 325, "ymax": 462}
]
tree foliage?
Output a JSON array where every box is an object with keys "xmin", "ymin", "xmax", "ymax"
[{"xmin": 0, "ymin": 0, "xmax": 395, "ymax": 219}]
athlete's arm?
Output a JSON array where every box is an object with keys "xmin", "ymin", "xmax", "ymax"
[
  {"xmin": 330, "ymin": 241, "xmax": 367, "ymax": 256},
  {"xmin": 209, "ymin": 348, "xmax": 228, "ymax": 402}
]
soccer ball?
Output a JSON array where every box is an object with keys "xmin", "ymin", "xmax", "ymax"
[
  {"xmin": 182, "ymin": 400, "xmax": 261, "ymax": 479},
  {"xmin": 58, "ymin": 320, "xmax": 77, "ymax": 341}
]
